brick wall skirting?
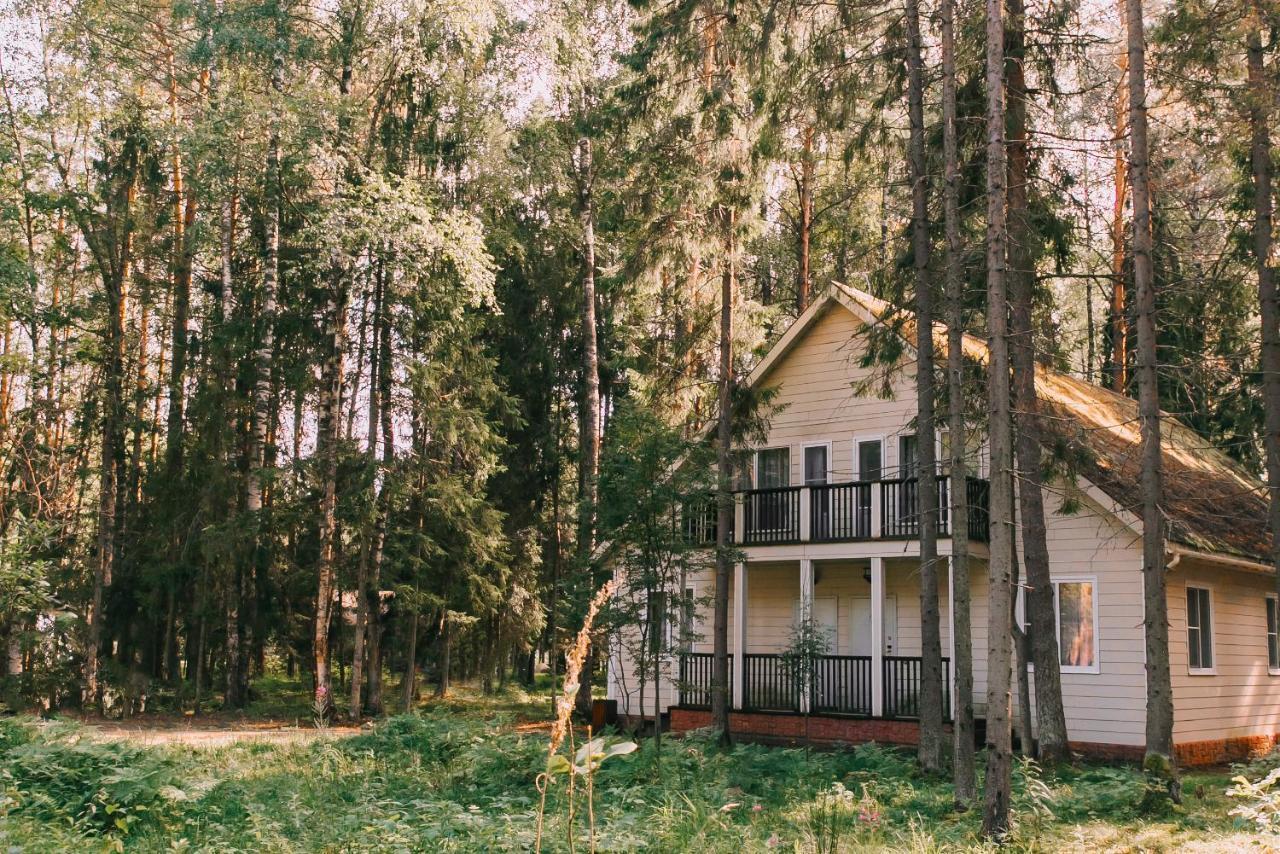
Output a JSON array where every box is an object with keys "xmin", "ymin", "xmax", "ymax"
[{"xmin": 668, "ymin": 708, "xmax": 1280, "ymax": 768}]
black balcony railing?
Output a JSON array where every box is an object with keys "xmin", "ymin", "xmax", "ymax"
[
  {"xmin": 966, "ymin": 477, "xmax": 990, "ymax": 542},
  {"xmin": 809, "ymin": 482, "xmax": 873, "ymax": 542},
  {"xmin": 677, "ymin": 652, "xmax": 730, "ymax": 708},
  {"xmin": 680, "ymin": 652, "xmax": 940, "ymax": 719},
  {"xmin": 742, "ymin": 653, "xmax": 801, "ymax": 711},
  {"xmin": 678, "ymin": 475, "xmax": 989, "ymax": 546},
  {"xmin": 882, "ymin": 655, "xmax": 951, "ymax": 720},
  {"xmin": 811, "ymin": 655, "xmax": 873, "ymax": 715},
  {"xmin": 744, "ymin": 487, "xmax": 802, "ymax": 544}
]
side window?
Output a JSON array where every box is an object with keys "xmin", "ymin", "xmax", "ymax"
[
  {"xmin": 646, "ymin": 591, "xmax": 668, "ymax": 656},
  {"xmin": 898, "ymin": 434, "xmax": 918, "ymax": 480},
  {"xmin": 1267, "ymin": 597, "xmax": 1278, "ymax": 672},
  {"xmin": 1055, "ymin": 580, "xmax": 1097, "ymax": 671},
  {"xmin": 1186, "ymin": 586, "xmax": 1214, "ymax": 672}
]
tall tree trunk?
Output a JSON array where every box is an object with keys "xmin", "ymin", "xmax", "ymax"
[
  {"xmin": 575, "ymin": 136, "xmax": 601, "ymax": 717},
  {"xmin": 712, "ymin": 204, "xmax": 735, "ymax": 745},
  {"xmin": 905, "ymin": 0, "xmax": 943, "ymax": 774},
  {"xmin": 941, "ymin": 0, "xmax": 976, "ymax": 807},
  {"xmin": 1248, "ymin": 9, "xmax": 1280, "ymax": 719},
  {"xmin": 796, "ymin": 124, "xmax": 814, "ymax": 314},
  {"xmin": 981, "ymin": 0, "xmax": 1014, "ymax": 833},
  {"xmin": 350, "ymin": 264, "xmax": 385, "ymax": 719},
  {"xmin": 85, "ymin": 160, "xmax": 139, "ymax": 708},
  {"xmin": 1005, "ymin": 0, "xmax": 1070, "ymax": 765},
  {"xmin": 1125, "ymin": 0, "xmax": 1178, "ymax": 802},
  {"xmin": 1110, "ymin": 2, "xmax": 1129, "ymax": 394}
]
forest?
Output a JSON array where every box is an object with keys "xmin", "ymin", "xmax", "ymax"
[{"xmin": 1, "ymin": 0, "xmax": 1279, "ymax": 848}]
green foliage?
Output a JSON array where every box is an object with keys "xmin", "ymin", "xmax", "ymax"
[{"xmin": 0, "ymin": 725, "xmax": 180, "ymax": 841}]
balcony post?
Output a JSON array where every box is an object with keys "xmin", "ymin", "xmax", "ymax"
[
  {"xmin": 799, "ymin": 559, "xmax": 814, "ymax": 713},
  {"xmin": 799, "ymin": 487, "xmax": 811, "ymax": 542},
  {"xmin": 870, "ymin": 481, "xmax": 883, "ymax": 539},
  {"xmin": 733, "ymin": 493, "xmax": 745, "ymax": 545},
  {"xmin": 732, "ymin": 561, "xmax": 747, "ymax": 710},
  {"xmin": 870, "ymin": 556, "xmax": 885, "ymax": 717}
]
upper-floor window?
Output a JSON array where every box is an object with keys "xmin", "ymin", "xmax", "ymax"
[
  {"xmin": 803, "ymin": 444, "xmax": 829, "ymax": 486},
  {"xmin": 899, "ymin": 434, "xmax": 919, "ymax": 479},
  {"xmin": 756, "ymin": 447, "xmax": 791, "ymax": 489},
  {"xmin": 856, "ymin": 439, "xmax": 883, "ymax": 482},
  {"xmin": 1267, "ymin": 596, "xmax": 1279, "ymax": 672},
  {"xmin": 1186, "ymin": 586, "xmax": 1214, "ymax": 673}
]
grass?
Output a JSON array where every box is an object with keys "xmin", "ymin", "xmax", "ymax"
[{"xmin": 0, "ymin": 680, "xmax": 1270, "ymax": 852}]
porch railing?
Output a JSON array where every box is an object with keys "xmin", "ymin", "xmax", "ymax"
[
  {"xmin": 882, "ymin": 655, "xmax": 951, "ymax": 720},
  {"xmin": 680, "ymin": 475, "xmax": 989, "ymax": 546},
  {"xmin": 743, "ymin": 487, "xmax": 802, "ymax": 544},
  {"xmin": 677, "ymin": 651, "xmax": 730, "ymax": 708},
  {"xmin": 809, "ymin": 482, "xmax": 873, "ymax": 542},
  {"xmin": 742, "ymin": 653, "xmax": 801, "ymax": 711},
  {"xmin": 811, "ymin": 655, "xmax": 873, "ymax": 715}
]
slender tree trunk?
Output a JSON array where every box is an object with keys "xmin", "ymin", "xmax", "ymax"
[
  {"xmin": 981, "ymin": 0, "xmax": 1014, "ymax": 833},
  {"xmin": 1005, "ymin": 0, "xmax": 1070, "ymax": 764},
  {"xmin": 796, "ymin": 124, "xmax": 814, "ymax": 314},
  {"xmin": 904, "ymin": 0, "xmax": 943, "ymax": 774},
  {"xmin": 575, "ymin": 136, "xmax": 601, "ymax": 717},
  {"xmin": 942, "ymin": 0, "xmax": 976, "ymax": 807},
  {"xmin": 1110, "ymin": 3, "xmax": 1130, "ymax": 394},
  {"xmin": 1124, "ymin": 0, "xmax": 1178, "ymax": 802},
  {"xmin": 402, "ymin": 588, "xmax": 420, "ymax": 712},
  {"xmin": 712, "ymin": 204, "xmax": 735, "ymax": 745},
  {"xmin": 1247, "ymin": 10, "xmax": 1280, "ymax": 707}
]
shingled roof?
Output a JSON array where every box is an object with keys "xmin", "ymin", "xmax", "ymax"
[{"xmin": 830, "ymin": 283, "xmax": 1274, "ymax": 566}]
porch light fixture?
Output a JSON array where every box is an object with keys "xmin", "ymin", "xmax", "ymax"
[{"xmin": 863, "ymin": 566, "xmax": 872, "ymax": 583}]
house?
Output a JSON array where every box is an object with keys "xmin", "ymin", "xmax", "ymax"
[{"xmin": 606, "ymin": 283, "xmax": 1279, "ymax": 767}]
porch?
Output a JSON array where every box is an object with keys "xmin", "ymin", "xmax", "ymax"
[{"xmin": 676, "ymin": 558, "xmax": 958, "ymax": 722}]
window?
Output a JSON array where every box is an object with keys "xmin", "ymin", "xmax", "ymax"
[
  {"xmin": 856, "ymin": 440, "xmax": 883, "ymax": 482},
  {"xmin": 1055, "ymin": 581, "xmax": 1097, "ymax": 671},
  {"xmin": 898, "ymin": 434, "xmax": 919, "ymax": 479},
  {"xmin": 756, "ymin": 447, "xmax": 791, "ymax": 489},
  {"xmin": 1268, "ymin": 597, "xmax": 1279, "ymax": 672},
  {"xmin": 646, "ymin": 591, "xmax": 668, "ymax": 656},
  {"xmin": 803, "ymin": 445, "xmax": 829, "ymax": 486},
  {"xmin": 1186, "ymin": 586, "xmax": 1214, "ymax": 672}
]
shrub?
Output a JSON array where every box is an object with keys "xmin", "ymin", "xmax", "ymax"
[
  {"xmin": 1227, "ymin": 767, "xmax": 1280, "ymax": 833},
  {"xmin": 0, "ymin": 733, "xmax": 180, "ymax": 839}
]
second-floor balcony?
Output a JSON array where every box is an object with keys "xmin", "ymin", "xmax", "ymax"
[{"xmin": 683, "ymin": 475, "xmax": 990, "ymax": 546}]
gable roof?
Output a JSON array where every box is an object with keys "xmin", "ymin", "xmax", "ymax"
[{"xmin": 767, "ymin": 283, "xmax": 1273, "ymax": 566}]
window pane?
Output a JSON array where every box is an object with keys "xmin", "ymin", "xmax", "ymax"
[
  {"xmin": 1058, "ymin": 582, "xmax": 1095, "ymax": 668},
  {"xmin": 1198, "ymin": 590, "xmax": 1213, "ymax": 668},
  {"xmin": 804, "ymin": 446, "xmax": 828, "ymax": 485},
  {"xmin": 858, "ymin": 441, "xmax": 882, "ymax": 482},
  {"xmin": 647, "ymin": 592, "xmax": 667, "ymax": 656},
  {"xmin": 758, "ymin": 448, "xmax": 790, "ymax": 488},
  {"xmin": 899, "ymin": 435, "xmax": 918, "ymax": 479},
  {"xmin": 1270, "ymin": 600, "xmax": 1279, "ymax": 670}
]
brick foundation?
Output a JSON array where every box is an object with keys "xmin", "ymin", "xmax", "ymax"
[
  {"xmin": 667, "ymin": 708, "xmax": 1280, "ymax": 767},
  {"xmin": 669, "ymin": 707, "xmax": 926, "ymax": 747}
]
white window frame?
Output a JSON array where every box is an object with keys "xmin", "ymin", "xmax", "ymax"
[
  {"xmin": 801, "ymin": 441, "xmax": 834, "ymax": 485},
  {"xmin": 853, "ymin": 436, "xmax": 885, "ymax": 482},
  {"xmin": 1267, "ymin": 594, "xmax": 1279, "ymax": 675},
  {"xmin": 752, "ymin": 446, "xmax": 793, "ymax": 490},
  {"xmin": 1052, "ymin": 577, "xmax": 1101, "ymax": 675},
  {"xmin": 1186, "ymin": 584, "xmax": 1216, "ymax": 676},
  {"xmin": 677, "ymin": 584, "xmax": 698, "ymax": 652}
]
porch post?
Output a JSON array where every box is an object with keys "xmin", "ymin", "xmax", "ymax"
[
  {"xmin": 799, "ymin": 559, "xmax": 814, "ymax": 713},
  {"xmin": 799, "ymin": 488, "xmax": 812, "ymax": 542},
  {"xmin": 870, "ymin": 556, "xmax": 885, "ymax": 717},
  {"xmin": 734, "ymin": 494, "xmax": 746, "ymax": 545},
  {"xmin": 732, "ymin": 561, "xmax": 747, "ymax": 709},
  {"xmin": 947, "ymin": 556, "xmax": 956, "ymax": 720}
]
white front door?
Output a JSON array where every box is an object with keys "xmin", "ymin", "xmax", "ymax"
[{"xmin": 850, "ymin": 595, "xmax": 898, "ymax": 656}]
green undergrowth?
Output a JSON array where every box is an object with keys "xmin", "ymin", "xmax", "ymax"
[{"xmin": 0, "ymin": 691, "xmax": 1265, "ymax": 852}]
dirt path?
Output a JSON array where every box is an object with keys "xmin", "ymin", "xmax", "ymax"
[{"xmin": 84, "ymin": 721, "xmax": 361, "ymax": 748}]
